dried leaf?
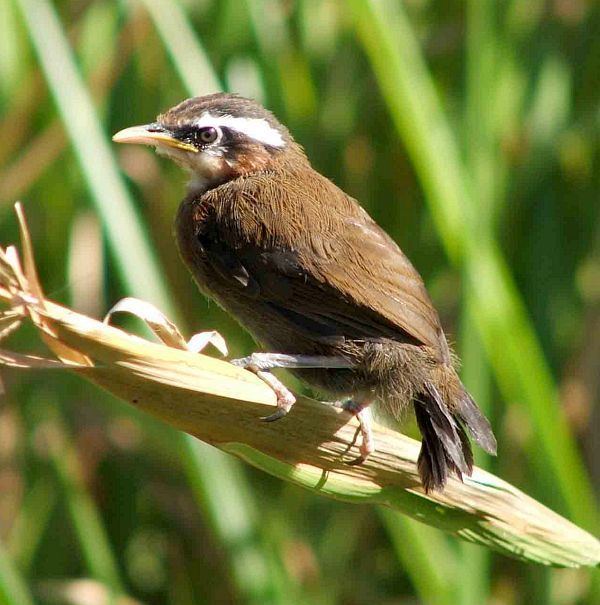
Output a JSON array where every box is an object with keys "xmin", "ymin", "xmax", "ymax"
[
  {"xmin": 104, "ymin": 298, "xmax": 228, "ymax": 357},
  {"xmin": 0, "ymin": 348, "xmax": 75, "ymax": 369},
  {"xmin": 187, "ymin": 330, "xmax": 228, "ymax": 356},
  {"xmin": 4, "ymin": 245, "xmax": 29, "ymax": 295},
  {"xmin": 10, "ymin": 205, "xmax": 92, "ymax": 366},
  {"xmin": 0, "ymin": 316, "xmax": 23, "ymax": 341},
  {"xmin": 104, "ymin": 296, "xmax": 188, "ymax": 349},
  {"xmin": 15, "ymin": 202, "xmax": 44, "ymax": 302}
]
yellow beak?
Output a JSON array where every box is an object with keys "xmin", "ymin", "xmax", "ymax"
[{"xmin": 112, "ymin": 124, "xmax": 197, "ymax": 152}]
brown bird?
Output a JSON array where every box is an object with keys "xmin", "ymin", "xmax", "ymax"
[{"xmin": 113, "ymin": 93, "xmax": 496, "ymax": 491}]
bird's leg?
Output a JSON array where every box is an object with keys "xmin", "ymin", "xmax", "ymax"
[
  {"xmin": 230, "ymin": 353, "xmax": 355, "ymax": 422},
  {"xmin": 334, "ymin": 400, "xmax": 374, "ymax": 465},
  {"xmin": 230, "ymin": 353, "xmax": 354, "ymax": 371}
]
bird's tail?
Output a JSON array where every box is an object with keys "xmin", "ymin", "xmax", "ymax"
[{"xmin": 414, "ymin": 380, "xmax": 496, "ymax": 492}]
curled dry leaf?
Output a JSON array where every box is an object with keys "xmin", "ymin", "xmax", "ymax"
[
  {"xmin": 104, "ymin": 296, "xmax": 188, "ymax": 349},
  {"xmin": 7, "ymin": 204, "xmax": 92, "ymax": 367},
  {"xmin": 104, "ymin": 297, "xmax": 228, "ymax": 356},
  {"xmin": 187, "ymin": 330, "xmax": 228, "ymax": 356},
  {"xmin": 0, "ymin": 205, "xmax": 598, "ymax": 568}
]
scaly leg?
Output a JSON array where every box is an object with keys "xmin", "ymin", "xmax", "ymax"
[
  {"xmin": 231, "ymin": 353, "xmax": 353, "ymax": 371},
  {"xmin": 334, "ymin": 399, "xmax": 374, "ymax": 465},
  {"xmin": 254, "ymin": 370, "xmax": 296, "ymax": 422},
  {"xmin": 230, "ymin": 353, "xmax": 355, "ymax": 423}
]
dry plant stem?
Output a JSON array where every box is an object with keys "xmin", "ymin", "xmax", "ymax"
[{"xmin": 0, "ymin": 207, "xmax": 599, "ymax": 569}]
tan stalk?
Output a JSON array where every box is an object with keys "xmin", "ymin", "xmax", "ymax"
[{"xmin": 0, "ymin": 205, "xmax": 598, "ymax": 569}]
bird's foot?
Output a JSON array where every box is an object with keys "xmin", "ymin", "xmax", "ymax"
[
  {"xmin": 231, "ymin": 355, "xmax": 296, "ymax": 422},
  {"xmin": 335, "ymin": 400, "xmax": 374, "ymax": 465},
  {"xmin": 256, "ymin": 370, "xmax": 296, "ymax": 422}
]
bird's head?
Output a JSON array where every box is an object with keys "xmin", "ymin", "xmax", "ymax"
[{"xmin": 113, "ymin": 93, "xmax": 305, "ymax": 192}]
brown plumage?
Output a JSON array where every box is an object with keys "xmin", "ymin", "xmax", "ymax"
[{"xmin": 113, "ymin": 93, "xmax": 496, "ymax": 491}]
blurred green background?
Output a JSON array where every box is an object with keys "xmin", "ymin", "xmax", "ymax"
[{"xmin": 0, "ymin": 0, "xmax": 598, "ymax": 603}]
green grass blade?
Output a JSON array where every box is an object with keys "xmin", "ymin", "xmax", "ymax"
[
  {"xmin": 47, "ymin": 412, "xmax": 124, "ymax": 592},
  {"xmin": 15, "ymin": 0, "xmax": 173, "ymax": 313},
  {"xmin": 177, "ymin": 437, "xmax": 294, "ymax": 605},
  {"xmin": 459, "ymin": 2, "xmax": 496, "ymax": 602},
  {"xmin": 7, "ymin": 475, "xmax": 56, "ymax": 574},
  {"xmin": 0, "ymin": 542, "xmax": 34, "ymax": 605},
  {"xmin": 244, "ymin": 0, "xmax": 318, "ymax": 121},
  {"xmin": 139, "ymin": 0, "xmax": 220, "ymax": 95},
  {"xmin": 378, "ymin": 509, "xmax": 456, "ymax": 605}
]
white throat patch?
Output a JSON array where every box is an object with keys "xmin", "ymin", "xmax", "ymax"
[{"xmin": 192, "ymin": 112, "xmax": 285, "ymax": 148}]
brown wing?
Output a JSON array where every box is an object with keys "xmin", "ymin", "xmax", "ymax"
[
  {"xmin": 325, "ymin": 207, "xmax": 447, "ymax": 353},
  {"xmin": 201, "ymin": 169, "xmax": 447, "ymax": 356}
]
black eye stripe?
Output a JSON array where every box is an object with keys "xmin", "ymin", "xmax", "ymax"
[{"xmin": 174, "ymin": 127, "xmax": 195, "ymax": 145}]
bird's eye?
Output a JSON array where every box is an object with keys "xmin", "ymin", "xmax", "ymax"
[{"xmin": 197, "ymin": 126, "xmax": 219, "ymax": 144}]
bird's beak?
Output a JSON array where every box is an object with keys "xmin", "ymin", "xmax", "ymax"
[{"xmin": 112, "ymin": 124, "xmax": 197, "ymax": 152}]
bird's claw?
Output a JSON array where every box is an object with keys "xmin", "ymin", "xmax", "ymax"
[
  {"xmin": 260, "ymin": 408, "xmax": 289, "ymax": 422},
  {"xmin": 231, "ymin": 355, "xmax": 296, "ymax": 421},
  {"xmin": 260, "ymin": 380, "xmax": 295, "ymax": 422},
  {"xmin": 346, "ymin": 454, "xmax": 367, "ymax": 466}
]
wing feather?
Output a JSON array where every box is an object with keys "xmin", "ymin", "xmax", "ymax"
[{"xmin": 201, "ymin": 169, "xmax": 447, "ymax": 356}]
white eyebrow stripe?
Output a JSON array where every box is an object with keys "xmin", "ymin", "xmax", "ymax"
[{"xmin": 192, "ymin": 112, "xmax": 285, "ymax": 148}]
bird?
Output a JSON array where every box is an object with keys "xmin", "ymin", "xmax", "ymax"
[{"xmin": 113, "ymin": 92, "xmax": 496, "ymax": 491}]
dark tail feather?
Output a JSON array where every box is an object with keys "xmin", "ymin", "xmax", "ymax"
[
  {"xmin": 414, "ymin": 382, "xmax": 497, "ymax": 491},
  {"xmin": 414, "ymin": 382, "xmax": 473, "ymax": 492},
  {"xmin": 456, "ymin": 390, "xmax": 497, "ymax": 455},
  {"xmin": 414, "ymin": 402, "xmax": 448, "ymax": 492}
]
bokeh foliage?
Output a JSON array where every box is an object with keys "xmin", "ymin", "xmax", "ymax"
[{"xmin": 0, "ymin": 1, "xmax": 598, "ymax": 604}]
